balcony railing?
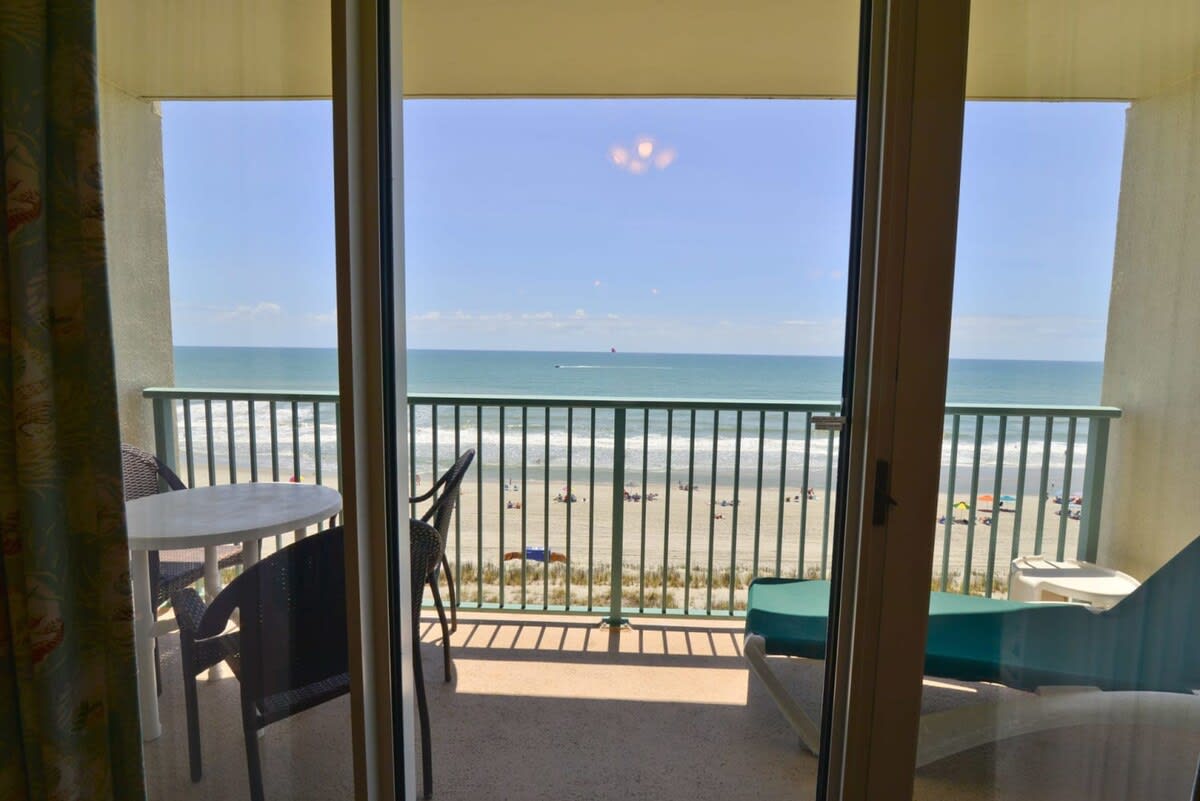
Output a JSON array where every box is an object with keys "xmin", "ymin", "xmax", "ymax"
[{"xmin": 145, "ymin": 388, "xmax": 1120, "ymax": 617}]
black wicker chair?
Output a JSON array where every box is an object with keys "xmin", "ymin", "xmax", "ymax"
[
  {"xmin": 120, "ymin": 443, "xmax": 242, "ymax": 692},
  {"xmin": 172, "ymin": 525, "xmax": 350, "ymax": 801},
  {"xmin": 410, "ymin": 517, "xmax": 443, "ymax": 799},
  {"xmin": 410, "ymin": 448, "xmax": 474, "ymax": 682}
]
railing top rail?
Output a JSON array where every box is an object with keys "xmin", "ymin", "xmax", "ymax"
[
  {"xmin": 408, "ymin": 393, "xmax": 843, "ymax": 412},
  {"xmin": 145, "ymin": 387, "xmax": 1122, "ymax": 418},
  {"xmin": 144, "ymin": 387, "xmax": 340, "ymax": 402},
  {"xmin": 942, "ymin": 403, "xmax": 1122, "ymax": 419}
]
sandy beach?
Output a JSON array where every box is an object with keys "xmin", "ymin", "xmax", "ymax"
[
  {"xmin": 181, "ymin": 456, "xmax": 1080, "ymax": 612},
  {"xmin": 431, "ymin": 476, "xmax": 1081, "ymax": 612}
]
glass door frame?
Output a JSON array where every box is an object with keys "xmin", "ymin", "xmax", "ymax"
[
  {"xmin": 331, "ymin": 0, "xmax": 976, "ymax": 798},
  {"xmin": 823, "ymin": 1, "xmax": 972, "ymax": 799}
]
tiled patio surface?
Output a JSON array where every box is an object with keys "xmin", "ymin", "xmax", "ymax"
[{"xmin": 143, "ymin": 612, "xmax": 1199, "ymax": 801}]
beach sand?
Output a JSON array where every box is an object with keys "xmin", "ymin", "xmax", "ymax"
[
  {"xmin": 183, "ymin": 461, "xmax": 1080, "ymax": 612},
  {"xmin": 432, "ymin": 476, "xmax": 1081, "ymax": 612}
]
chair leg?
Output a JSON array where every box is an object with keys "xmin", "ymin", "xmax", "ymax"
[
  {"xmin": 181, "ymin": 655, "xmax": 203, "ymax": 782},
  {"xmin": 429, "ymin": 578, "xmax": 452, "ymax": 682},
  {"xmin": 441, "ymin": 554, "xmax": 457, "ymax": 632},
  {"xmin": 242, "ymin": 698, "xmax": 265, "ymax": 801},
  {"xmin": 413, "ymin": 617, "xmax": 433, "ymax": 799}
]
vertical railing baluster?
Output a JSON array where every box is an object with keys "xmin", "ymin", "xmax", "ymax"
[
  {"xmin": 498, "ymin": 406, "xmax": 506, "ymax": 607},
  {"xmin": 662, "ymin": 410, "xmax": 674, "ymax": 612},
  {"xmin": 588, "ymin": 408, "xmax": 597, "ymax": 611},
  {"xmin": 941, "ymin": 415, "xmax": 961, "ymax": 591},
  {"xmin": 204, "ymin": 399, "xmax": 216, "ymax": 486},
  {"xmin": 684, "ymin": 410, "xmax": 697, "ymax": 613},
  {"xmin": 639, "ymin": 408, "xmax": 649, "ymax": 612},
  {"xmin": 431, "ymin": 405, "xmax": 439, "ymax": 498},
  {"xmin": 776, "ymin": 412, "xmax": 792, "ymax": 577},
  {"xmin": 729, "ymin": 411, "xmax": 743, "ymax": 614},
  {"xmin": 608, "ymin": 408, "xmax": 627, "ymax": 625},
  {"xmin": 796, "ymin": 412, "xmax": 810, "ymax": 577},
  {"xmin": 269, "ymin": 401, "xmax": 280, "ymax": 482},
  {"xmin": 985, "ymin": 416, "xmax": 1007, "ymax": 597},
  {"xmin": 961, "ymin": 416, "xmax": 984, "ymax": 594},
  {"xmin": 454, "ymin": 404, "xmax": 461, "ymax": 600},
  {"xmin": 1077, "ymin": 417, "xmax": 1111, "ymax": 564},
  {"xmin": 543, "ymin": 407, "xmax": 550, "ymax": 609},
  {"xmin": 333, "ymin": 402, "xmax": 341, "ymax": 493},
  {"xmin": 566, "ymin": 407, "xmax": 574, "ymax": 610},
  {"xmin": 521, "ymin": 406, "xmax": 528, "ymax": 609},
  {"xmin": 1056, "ymin": 417, "xmax": 1078, "ymax": 561},
  {"xmin": 248, "ymin": 400, "xmax": 259, "ymax": 483},
  {"xmin": 476, "ymin": 405, "xmax": 483, "ymax": 607},
  {"xmin": 152, "ymin": 396, "xmax": 178, "ymax": 474},
  {"xmin": 226, "ymin": 399, "xmax": 237, "ymax": 483},
  {"xmin": 801, "ymin": 412, "xmax": 811, "ymax": 575},
  {"xmin": 183, "ymin": 400, "xmax": 196, "ymax": 488},
  {"xmin": 820, "ymin": 429, "xmax": 834, "ymax": 579},
  {"xmin": 291, "ymin": 400, "xmax": 301, "ymax": 483},
  {"xmin": 409, "ymin": 404, "xmax": 417, "ymax": 519},
  {"xmin": 1010, "ymin": 416, "xmax": 1031, "ymax": 565},
  {"xmin": 313, "ymin": 403, "xmax": 323, "ymax": 485},
  {"xmin": 752, "ymin": 411, "xmax": 766, "ymax": 578},
  {"xmin": 1034, "ymin": 417, "xmax": 1054, "ymax": 555},
  {"xmin": 706, "ymin": 410, "xmax": 719, "ymax": 613}
]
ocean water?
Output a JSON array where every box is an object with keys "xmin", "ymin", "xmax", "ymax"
[
  {"xmin": 173, "ymin": 347, "xmax": 1102, "ymax": 491},
  {"xmin": 177, "ymin": 346, "xmax": 1101, "ymax": 405}
]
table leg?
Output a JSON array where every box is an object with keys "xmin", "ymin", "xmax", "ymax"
[
  {"xmin": 131, "ymin": 550, "xmax": 161, "ymax": 741},
  {"xmin": 204, "ymin": 545, "xmax": 222, "ymax": 601},
  {"xmin": 243, "ymin": 538, "xmax": 260, "ymax": 569},
  {"xmin": 202, "ymin": 546, "xmax": 228, "ymax": 682}
]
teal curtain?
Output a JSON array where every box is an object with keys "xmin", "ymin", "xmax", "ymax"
[{"xmin": 1, "ymin": 1, "xmax": 145, "ymax": 799}]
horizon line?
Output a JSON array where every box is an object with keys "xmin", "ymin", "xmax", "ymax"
[{"xmin": 173, "ymin": 344, "xmax": 1104, "ymax": 364}]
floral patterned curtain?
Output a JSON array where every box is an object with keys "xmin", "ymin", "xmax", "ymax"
[{"xmin": 1, "ymin": 1, "xmax": 145, "ymax": 799}]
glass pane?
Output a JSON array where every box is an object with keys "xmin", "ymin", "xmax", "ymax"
[
  {"xmin": 398, "ymin": 28, "xmax": 862, "ymax": 801},
  {"xmin": 913, "ymin": 4, "xmax": 1200, "ymax": 799},
  {"xmin": 97, "ymin": 6, "xmax": 351, "ymax": 799}
]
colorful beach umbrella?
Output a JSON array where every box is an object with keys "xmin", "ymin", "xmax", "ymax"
[
  {"xmin": 978, "ymin": 494, "xmax": 994, "ymax": 503},
  {"xmin": 1000, "ymin": 494, "xmax": 1017, "ymax": 502},
  {"xmin": 953, "ymin": 501, "xmax": 970, "ymax": 510}
]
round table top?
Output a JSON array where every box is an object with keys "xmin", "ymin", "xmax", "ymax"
[{"xmin": 126, "ymin": 482, "xmax": 343, "ymax": 551}]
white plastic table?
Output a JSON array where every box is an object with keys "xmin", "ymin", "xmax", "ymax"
[
  {"xmin": 1008, "ymin": 555, "xmax": 1140, "ymax": 608},
  {"xmin": 126, "ymin": 482, "xmax": 342, "ymax": 741}
]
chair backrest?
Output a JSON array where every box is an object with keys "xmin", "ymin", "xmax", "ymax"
[
  {"xmin": 1100, "ymin": 533, "xmax": 1200, "ymax": 690},
  {"xmin": 419, "ymin": 449, "xmax": 475, "ymax": 542},
  {"xmin": 201, "ymin": 526, "xmax": 349, "ymax": 703},
  {"xmin": 121, "ymin": 443, "xmax": 187, "ymax": 500}
]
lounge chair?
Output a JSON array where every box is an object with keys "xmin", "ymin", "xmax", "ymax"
[{"xmin": 745, "ymin": 535, "xmax": 1200, "ymax": 764}]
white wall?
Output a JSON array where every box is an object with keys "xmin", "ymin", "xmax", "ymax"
[
  {"xmin": 1099, "ymin": 73, "xmax": 1200, "ymax": 578},
  {"xmin": 99, "ymin": 82, "xmax": 175, "ymax": 452}
]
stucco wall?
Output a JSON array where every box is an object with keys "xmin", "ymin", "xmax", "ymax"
[
  {"xmin": 99, "ymin": 82, "xmax": 175, "ymax": 453},
  {"xmin": 1098, "ymin": 73, "xmax": 1200, "ymax": 579}
]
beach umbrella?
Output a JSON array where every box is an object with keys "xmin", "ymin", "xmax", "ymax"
[
  {"xmin": 953, "ymin": 501, "xmax": 970, "ymax": 510},
  {"xmin": 1000, "ymin": 494, "xmax": 1017, "ymax": 502},
  {"xmin": 978, "ymin": 494, "xmax": 994, "ymax": 503}
]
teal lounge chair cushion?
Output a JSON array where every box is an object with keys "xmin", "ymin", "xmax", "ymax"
[{"xmin": 747, "ymin": 536, "xmax": 1200, "ymax": 694}]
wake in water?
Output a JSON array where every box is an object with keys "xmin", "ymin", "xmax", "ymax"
[{"xmin": 554, "ymin": 364, "xmax": 675, "ymax": 370}]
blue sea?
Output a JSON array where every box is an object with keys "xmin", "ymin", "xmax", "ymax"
[
  {"xmin": 176, "ymin": 346, "xmax": 1101, "ymax": 406},
  {"xmin": 173, "ymin": 347, "xmax": 1102, "ymax": 491}
]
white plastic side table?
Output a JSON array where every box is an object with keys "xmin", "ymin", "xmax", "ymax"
[{"xmin": 1008, "ymin": 555, "xmax": 1140, "ymax": 608}]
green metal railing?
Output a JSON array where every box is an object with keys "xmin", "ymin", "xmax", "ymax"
[{"xmin": 145, "ymin": 388, "xmax": 1120, "ymax": 615}]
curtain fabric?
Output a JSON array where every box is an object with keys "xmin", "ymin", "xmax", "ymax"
[{"xmin": 1, "ymin": 2, "xmax": 145, "ymax": 800}]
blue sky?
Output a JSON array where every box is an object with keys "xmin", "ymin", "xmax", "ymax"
[{"xmin": 162, "ymin": 98, "xmax": 1127, "ymax": 359}]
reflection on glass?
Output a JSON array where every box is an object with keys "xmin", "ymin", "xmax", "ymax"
[{"xmin": 913, "ymin": 4, "xmax": 1200, "ymax": 799}]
